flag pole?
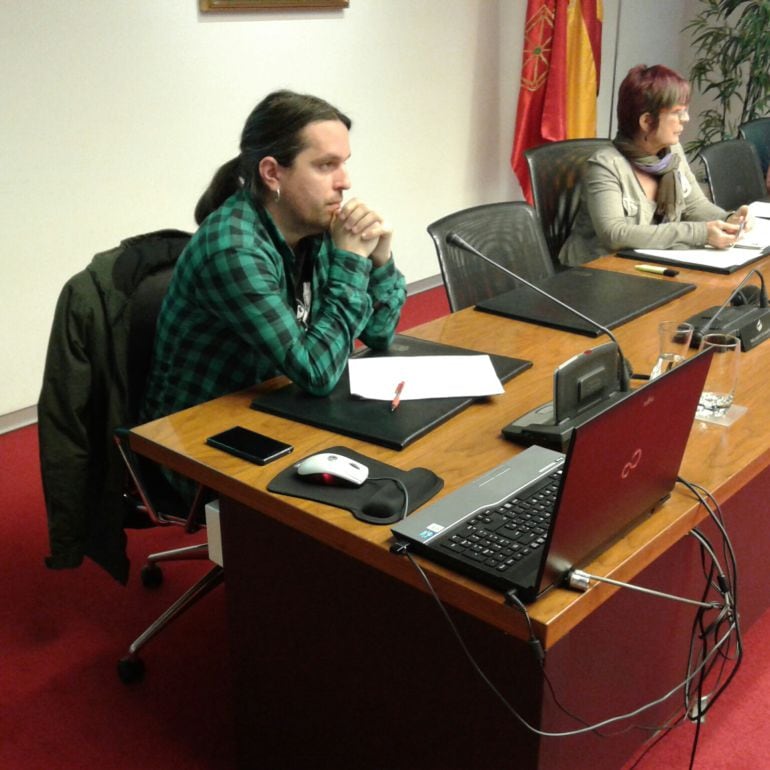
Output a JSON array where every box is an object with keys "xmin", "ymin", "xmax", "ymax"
[{"xmin": 608, "ymin": 0, "xmax": 623, "ymax": 139}]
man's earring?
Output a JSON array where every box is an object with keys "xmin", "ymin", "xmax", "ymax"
[{"xmin": 274, "ymin": 187, "xmax": 281, "ymax": 203}]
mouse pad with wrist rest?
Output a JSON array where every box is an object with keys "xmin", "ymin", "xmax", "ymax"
[
  {"xmin": 268, "ymin": 446, "xmax": 443, "ymax": 525},
  {"xmin": 251, "ymin": 335, "xmax": 531, "ymax": 450}
]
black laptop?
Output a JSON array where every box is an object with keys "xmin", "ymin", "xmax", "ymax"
[{"xmin": 391, "ymin": 349, "xmax": 712, "ymax": 602}]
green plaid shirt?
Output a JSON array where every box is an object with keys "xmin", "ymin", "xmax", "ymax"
[{"xmin": 141, "ymin": 188, "xmax": 406, "ymax": 421}]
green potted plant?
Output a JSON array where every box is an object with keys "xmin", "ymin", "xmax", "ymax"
[{"xmin": 685, "ymin": 0, "xmax": 770, "ymax": 156}]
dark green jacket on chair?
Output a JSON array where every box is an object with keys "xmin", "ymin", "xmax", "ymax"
[{"xmin": 38, "ymin": 230, "xmax": 190, "ymax": 583}]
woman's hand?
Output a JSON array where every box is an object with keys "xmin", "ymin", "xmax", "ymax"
[
  {"xmin": 706, "ymin": 219, "xmax": 743, "ymax": 249},
  {"xmin": 727, "ymin": 205, "xmax": 753, "ymax": 233}
]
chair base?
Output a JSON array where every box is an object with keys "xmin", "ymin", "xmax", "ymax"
[
  {"xmin": 139, "ymin": 542, "xmax": 211, "ymax": 588},
  {"xmin": 118, "ymin": 563, "xmax": 225, "ymax": 684}
]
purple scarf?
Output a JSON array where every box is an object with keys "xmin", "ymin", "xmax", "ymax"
[{"xmin": 613, "ymin": 134, "xmax": 683, "ymax": 222}]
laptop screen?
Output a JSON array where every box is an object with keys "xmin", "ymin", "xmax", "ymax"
[{"xmin": 534, "ymin": 348, "xmax": 712, "ymax": 596}]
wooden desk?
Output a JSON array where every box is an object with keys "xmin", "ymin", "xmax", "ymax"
[{"xmin": 132, "ymin": 256, "xmax": 770, "ymax": 769}]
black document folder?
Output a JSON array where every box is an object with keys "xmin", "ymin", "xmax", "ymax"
[
  {"xmin": 475, "ymin": 266, "xmax": 695, "ymax": 336},
  {"xmin": 250, "ymin": 335, "xmax": 531, "ymax": 450}
]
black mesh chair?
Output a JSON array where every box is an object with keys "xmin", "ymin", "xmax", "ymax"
[
  {"xmin": 115, "ymin": 255, "xmax": 224, "ymax": 684},
  {"xmin": 427, "ymin": 201, "xmax": 553, "ymax": 312},
  {"xmin": 525, "ymin": 138, "xmax": 613, "ymax": 266},
  {"xmin": 739, "ymin": 117, "xmax": 770, "ymax": 179},
  {"xmin": 700, "ymin": 138, "xmax": 767, "ymax": 211}
]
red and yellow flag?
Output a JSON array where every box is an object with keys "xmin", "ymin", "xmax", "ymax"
[{"xmin": 511, "ymin": 0, "xmax": 603, "ymax": 202}]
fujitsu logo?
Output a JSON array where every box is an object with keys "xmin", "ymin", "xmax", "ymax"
[{"xmin": 621, "ymin": 448, "xmax": 642, "ymax": 479}]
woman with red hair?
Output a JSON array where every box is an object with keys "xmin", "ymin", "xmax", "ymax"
[{"xmin": 561, "ymin": 64, "xmax": 750, "ymax": 266}]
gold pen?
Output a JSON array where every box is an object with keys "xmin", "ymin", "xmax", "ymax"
[{"xmin": 634, "ymin": 264, "xmax": 679, "ymax": 277}]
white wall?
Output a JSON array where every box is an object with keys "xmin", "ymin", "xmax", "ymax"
[
  {"xmin": 598, "ymin": 1, "xmax": 692, "ymax": 138},
  {"xmin": 0, "ymin": 0, "xmax": 689, "ymax": 419}
]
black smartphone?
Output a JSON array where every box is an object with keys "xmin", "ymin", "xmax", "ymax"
[{"xmin": 206, "ymin": 426, "xmax": 293, "ymax": 465}]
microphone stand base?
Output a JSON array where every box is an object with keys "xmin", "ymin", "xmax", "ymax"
[
  {"xmin": 502, "ymin": 391, "xmax": 632, "ymax": 451},
  {"xmin": 686, "ymin": 305, "xmax": 770, "ymax": 350}
]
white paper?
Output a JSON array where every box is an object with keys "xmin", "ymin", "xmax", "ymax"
[
  {"xmin": 748, "ymin": 200, "xmax": 770, "ymax": 219},
  {"xmin": 633, "ymin": 201, "xmax": 770, "ymax": 269},
  {"xmin": 734, "ymin": 213, "xmax": 770, "ymax": 248},
  {"xmin": 634, "ymin": 246, "xmax": 766, "ymax": 271},
  {"xmin": 348, "ymin": 355, "xmax": 504, "ymax": 401}
]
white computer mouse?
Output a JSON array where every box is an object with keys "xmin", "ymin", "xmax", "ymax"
[{"xmin": 295, "ymin": 452, "xmax": 370, "ymax": 487}]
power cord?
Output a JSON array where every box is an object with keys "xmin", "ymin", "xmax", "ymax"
[
  {"xmin": 389, "ymin": 478, "xmax": 741, "ymax": 749},
  {"xmin": 676, "ymin": 477, "xmax": 743, "ymax": 770},
  {"xmin": 504, "ymin": 589, "xmax": 545, "ymax": 665},
  {"xmin": 391, "ymin": 544, "xmax": 738, "ymax": 740}
]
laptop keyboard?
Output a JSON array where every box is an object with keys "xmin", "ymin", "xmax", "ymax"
[{"xmin": 435, "ymin": 469, "xmax": 563, "ymax": 575}]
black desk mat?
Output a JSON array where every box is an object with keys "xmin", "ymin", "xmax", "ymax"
[
  {"xmin": 476, "ymin": 266, "xmax": 695, "ymax": 335},
  {"xmin": 251, "ymin": 334, "xmax": 531, "ymax": 450}
]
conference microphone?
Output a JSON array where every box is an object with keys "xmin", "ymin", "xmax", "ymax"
[
  {"xmin": 684, "ymin": 268, "xmax": 770, "ymax": 351},
  {"xmin": 446, "ymin": 232, "xmax": 633, "ymax": 449}
]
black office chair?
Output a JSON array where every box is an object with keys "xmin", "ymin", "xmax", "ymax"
[
  {"xmin": 525, "ymin": 137, "xmax": 613, "ymax": 267},
  {"xmin": 38, "ymin": 229, "xmax": 222, "ymax": 685},
  {"xmin": 739, "ymin": 117, "xmax": 770, "ymax": 179},
  {"xmin": 427, "ymin": 201, "xmax": 553, "ymax": 312},
  {"xmin": 700, "ymin": 138, "xmax": 767, "ymax": 211},
  {"xmin": 115, "ymin": 249, "xmax": 224, "ymax": 685}
]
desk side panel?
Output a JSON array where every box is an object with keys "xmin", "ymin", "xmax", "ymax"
[{"xmin": 220, "ymin": 498, "xmax": 544, "ymax": 770}]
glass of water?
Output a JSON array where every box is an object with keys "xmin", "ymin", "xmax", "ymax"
[
  {"xmin": 650, "ymin": 321, "xmax": 694, "ymax": 379},
  {"xmin": 696, "ymin": 333, "xmax": 741, "ymax": 419}
]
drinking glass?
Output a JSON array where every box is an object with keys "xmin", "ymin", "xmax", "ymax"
[
  {"xmin": 650, "ymin": 321, "xmax": 694, "ymax": 379},
  {"xmin": 696, "ymin": 333, "xmax": 741, "ymax": 419}
]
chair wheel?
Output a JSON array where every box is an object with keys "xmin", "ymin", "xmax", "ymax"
[
  {"xmin": 117, "ymin": 655, "xmax": 145, "ymax": 684},
  {"xmin": 140, "ymin": 563, "xmax": 163, "ymax": 588}
]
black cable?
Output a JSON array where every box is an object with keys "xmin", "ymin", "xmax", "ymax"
[
  {"xmin": 675, "ymin": 478, "xmax": 744, "ymax": 768},
  {"xmin": 612, "ymin": 500, "xmax": 740, "ymax": 770},
  {"xmin": 402, "ymin": 550, "xmax": 539, "ymax": 734},
  {"xmin": 393, "ymin": 546, "xmax": 740, "ymax": 740},
  {"xmin": 505, "ymin": 590, "xmax": 605, "ymax": 732},
  {"xmin": 684, "ymin": 532, "xmax": 724, "ymax": 720},
  {"xmin": 622, "ymin": 708, "xmax": 692, "ymax": 770},
  {"xmin": 682, "ymin": 551, "xmax": 713, "ymax": 769},
  {"xmin": 684, "ymin": 480, "xmax": 740, "ymax": 606},
  {"xmin": 388, "ymin": 477, "xmax": 741, "ymax": 748},
  {"xmin": 678, "ymin": 478, "xmax": 744, "ymax": 692},
  {"xmin": 677, "ymin": 477, "xmax": 739, "ymax": 615}
]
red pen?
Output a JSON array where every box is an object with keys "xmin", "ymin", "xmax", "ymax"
[{"xmin": 390, "ymin": 381, "xmax": 405, "ymax": 412}]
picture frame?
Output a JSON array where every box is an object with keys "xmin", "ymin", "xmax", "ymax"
[{"xmin": 200, "ymin": 0, "xmax": 348, "ymax": 10}]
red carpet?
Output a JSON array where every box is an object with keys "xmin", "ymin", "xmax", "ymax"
[
  {"xmin": 0, "ymin": 422, "xmax": 234, "ymax": 769},
  {"xmin": 4, "ymin": 286, "xmax": 769, "ymax": 769},
  {"xmin": 622, "ymin": 613, "xmax": 770, "ymax": 770}
]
